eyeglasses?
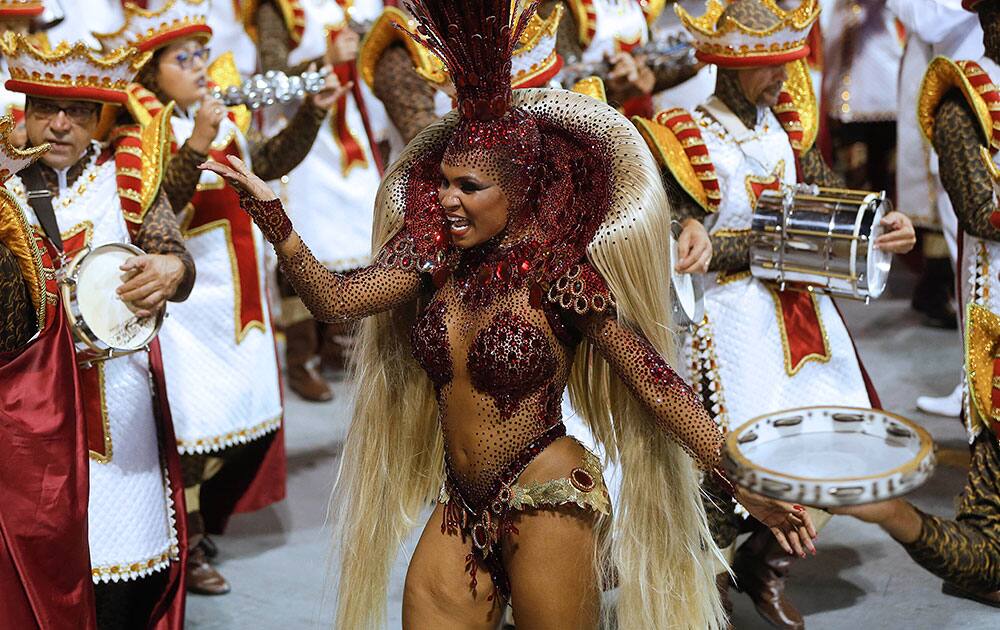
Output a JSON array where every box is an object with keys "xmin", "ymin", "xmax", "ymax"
[
  {"xmin": 26, "ymin": 100, "xmax": 100, "ymax": 124},
  {"xmin": 170, "ymin": 47, "xmax": 212, "ymax": 70}
]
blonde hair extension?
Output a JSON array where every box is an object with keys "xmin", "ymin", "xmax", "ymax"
[{"xmin": 327, "ymin": 92, "xmax": 727, "ymax": 629}]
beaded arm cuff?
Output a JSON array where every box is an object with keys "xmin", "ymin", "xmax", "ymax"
[{"xmin": 240, "ymin": 195, "xmax": 292, "ymax": 244}]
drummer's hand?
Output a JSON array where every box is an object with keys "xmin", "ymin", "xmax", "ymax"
[
  {"xmin": 675, "ymin": 218, "xmax": 712, "ymax": 273},
  {"xmin": 736, "ymin": 488, "xmax": 817, "ymax": 558},
  {"xmin": 306, "ymin": 63, "xmax": 352, "ymax": 111},
  {"xmin": 199, "ymin": 155, "xmax": 276, "ymax": 201},
  {"xmin": 829, "ymin": 499, "xmax": 923, "ymax": 544},
  {"xmin": 875, "ymin": 211, "xmax": 916, "ymax": 254},
  {"xmin": 606, "ymin": 52, "xmax": 654, "ymax": 98},
  {"xmin": 117, "ymin": 254, "xmax": 185, "ymax": 318}
]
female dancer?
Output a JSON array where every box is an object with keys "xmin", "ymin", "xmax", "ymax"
[{"xmin": 204, "ymin": 2, "xmax": 815, "ymax": 627}]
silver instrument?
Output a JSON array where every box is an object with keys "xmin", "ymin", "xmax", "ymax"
[
  {"xmin": 750, "ymin": 184, "xmax": 893, "ymax": 302},
  {"xmin": 210, "ymin": 68, "xmax": 329, "ymax": 111},
  {"xmin": 669, "ymin": 220, "xmax": 704, "ymax": 328},
  {"xmin": 724, "ymin": 406, "xmax": 935, "ymax": 507},
  {"xmin": 556, "ymin": 33, "xmax": 696, "ymax": 88}
]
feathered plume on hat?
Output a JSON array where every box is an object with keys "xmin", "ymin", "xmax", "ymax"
[{"xmin": 402, "ymin": 0, "xmax": 538, "ymax": 121}]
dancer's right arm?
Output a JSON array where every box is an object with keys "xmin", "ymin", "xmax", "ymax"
[{"xmin": 203, "ymin": 156, "xmax": 423, "ymax": 323}]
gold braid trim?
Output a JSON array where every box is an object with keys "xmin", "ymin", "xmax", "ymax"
[
  {"xmin": 919, "ymin": 56, "xmax": 999, "ymax": 151},
  {"xmin": 780, "ymin": 58, "xmax": 817, "ymax": 152},
  {"xmin": 966, "ymin": 304, "xmax": 1000, "ymax": 434},
  {"xmin": 571, "ymin": 76, "xmax": 607, "ymax": 103},
  {"xmin": 358, "ymin": 7, "xmax": 447, "ymax": 89},
  {"xmin": 633, "ymin": 112, "xmax": 717, "ymax": 214}
]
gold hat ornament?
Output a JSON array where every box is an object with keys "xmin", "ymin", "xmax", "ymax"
[
  {"xmin": 676, "ymin": 0, "xmax": 820, "ymax": 68},
  {"xmin": 1, "ymin": 32, "xmax": 147, "ymax": 105},
  {"xmin": 93, "ymin": 0, "xmax": 212, "ymax": 54},
  {"xmin": 0, "ymin": 0, "xmax": 43, "ymax": 19}
]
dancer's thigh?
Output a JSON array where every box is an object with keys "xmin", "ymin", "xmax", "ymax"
[
  {"xmin": 503, "ymin": 504, "xmax": 600, "ymax": 629},
  {"xmin": 403, "ymin": 502, "xmax": 502, "ymax": 630}
]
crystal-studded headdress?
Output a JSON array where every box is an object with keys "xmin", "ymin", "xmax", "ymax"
[
  {"xmin": 1, "ymin": 32, "xmax": 147, "ymax": 104},
  {"xmin": 93, "ymin": 0, "xmax": 212, "ymax": 54},
  {"xmin": 380, "ymin": 0, "xmax": 661, "ymax": 284},
  {"xmin": 676, "ymin": 0, "xmax": 819, "ymax": 68}
]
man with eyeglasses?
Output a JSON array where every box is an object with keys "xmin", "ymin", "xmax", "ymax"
[{"xmin": 1, "ymin": 33, "xmax": 195, "ymax": 630}]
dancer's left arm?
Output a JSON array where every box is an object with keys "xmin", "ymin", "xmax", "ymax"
[{"xmin": 574, "ymin": 309, "xmax": 818, "ymax": 557}]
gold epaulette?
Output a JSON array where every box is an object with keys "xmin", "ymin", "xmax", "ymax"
[
  {"xmin": 358, "ymin": 6, "xmax": 446, "ymax": 90},
  {"xmin": 207, "ymin": 52, "xmax": 252, "ymax": 134},
  {"xmin": 242, "ymin": 0, "xmax": 305, "ymax": 48},
  {"xmin": 633, "ymin": 108, "xmax": 721, "ymax": 214},
  {"xmin": 565, "ymin": 0, "xmax": 598, "ymax": 47},
  {"xmin": 113, "ymin": 102, "xmax": 174, "ymax": 235},
  {"xmin": 772, "ymin": 58, "xmax": 817, "ymax": 154},
  {"xmin": 966, "ymin": 304, "xmax": 1000, "ymax": 437},
  {"xmin": 570, "ymin": 76, "xmax": 607, "ymax": 103},
  {"xmin": 919, "ymin": 56, "xmax": 1000, "ymax": 151},
  {"xmin": 639, "ymin": 0, "xmax": 666, "ymax": 24}
]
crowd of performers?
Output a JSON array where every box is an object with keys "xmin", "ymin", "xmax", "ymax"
[{"xmin": 0, "ymin": 0, "xmax": 999, "ymax": 628}]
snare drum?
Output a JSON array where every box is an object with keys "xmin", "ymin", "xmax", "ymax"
[
  {"xmin": 59, "ymin": 243, "xmax": 163, "ymax": 358},
  {"xmin": 723, "ymin": 406, "xmax": 935, "ymax": 507},
  {"xmin": 750, "ymin": 185, "xmax": 893, "ymax": 302},
  {"xmin": 669, "ymin": 220, "xmax": 704, "ymax": 328}
]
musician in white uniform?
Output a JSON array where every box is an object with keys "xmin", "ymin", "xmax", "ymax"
[
  {"xmin": 836, "ymin": 0, "xmax": 1000, "ymax": 608},
  {"xmin": 1, "ymin": 32, "xmax": 195, "ymax": 629},
  {"xmin": 94, "ymin": 0, "xmax": 343, "ymax": 595},
  {"xmin": 637, "ymin": 1, "xmax": 915, "ymax": 628},
  {"xmin": 253, "ymin": 0, "xmax": 381, "ymax": 401}
]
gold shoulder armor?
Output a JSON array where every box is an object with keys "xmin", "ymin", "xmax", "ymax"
[
  {"xmin": 571, "ymin": 77, "xmax": 607, "ymax": 103},
  {"xmin": 780, "ymin": 58, "xmax": 818, "ymax": 153},
  {"xmin": 207, "ymin": 52, "xmax": 252, "ymax": 134},
  {"xmin": 919, "ymin": 56, "xmax": 1000, "ymax": 151},
  {"xmin": 633, "ymin": 108, "xmax": 721, "ymax": 214},
  {"xmin": 358, "ymin": 7, "xmax": 447, "ymax": 90}
]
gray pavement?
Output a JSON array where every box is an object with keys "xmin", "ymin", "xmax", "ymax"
[{"xmin": 187, "ymin": 295, "xmax": 998, "ymax": 629}]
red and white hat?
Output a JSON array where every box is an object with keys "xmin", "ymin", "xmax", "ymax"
[
  {"xmin": 510, "ymin": 3, "xmax": 564, "ymax": 89},
  {"xmin": 93, "ymin": 0, "xmax": 212, "ymax": 54},
  {"xmin": 0, "ymin": 0, "xmax": 44, "ymax": 19},
  {"xmin": 676, "ymin": 0, "xmax": 820, "ymax": 68},
  {"xmin": 1, "ymin": 32, "xmax": 146, "ymax": 104}
]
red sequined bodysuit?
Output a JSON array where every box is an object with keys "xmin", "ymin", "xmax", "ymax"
[{"xmin": 269, "ymin": 190, "xmax": 725, "ymax": 596}]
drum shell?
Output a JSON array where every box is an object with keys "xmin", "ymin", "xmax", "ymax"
[
  {"xmin": 723, "ymin": 406, "xmax": 936, "ymax": 507},
  {"xmin": 58, "ymin": 243, "xmax": 163, "ymax": 359},
  {"xmin": 750, "ymin": 188, "xmax": 890, "ymax": 301}
]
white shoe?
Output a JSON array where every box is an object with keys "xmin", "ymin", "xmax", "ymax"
[{"xmin": 916, "ymin": 383, "xmax": 963, "ymax": 418}]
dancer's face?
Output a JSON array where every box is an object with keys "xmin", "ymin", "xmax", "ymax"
[
  {"xmin": 737, "ymin": 63, "xmax": 788, "ymax": 108},
  {"xmin": 438, "ymin": 159, "xmax": 510, "ymax": 249},
  {"xmin": 155, "ymin": 37, "xmax": 211, "ymax": 109}
]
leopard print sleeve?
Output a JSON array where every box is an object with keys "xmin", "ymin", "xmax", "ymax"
[
  {"xmin": 800, "ymin": 146, "xmax": 846, "ymax": 188},
  {"xmin": 933, "ymin": 92, "xmax": 1000, "ymax": 242},
  {"xmin": 134, "ymin": 191, "xmax": 196, "ymax": 302},
  {"xmin": 161, "ymin": 140, "xmax": 207, "ymax": 214},
  {"xmin": 256, "ymin": 0, "xmax": 318, "ymax": 75},
  {"xmin": 248, "ymin": 101, "xmax": 327, "ymax": 181},
  {"xmin": 0, "ymin": 241, "xmax": 36, "ymax": 353},
  {"xmin": 372, "ymin": 45, "xmax": 439, "ymax": 144}
]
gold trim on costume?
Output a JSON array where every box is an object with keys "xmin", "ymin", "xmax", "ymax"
[
  {"xmin": 175, "ymin": 413, "xmax": 282, "ymax": 454},
  {"xmin": 87, "ymin": 362, "xmax": 114, "ymax": 464},
  {"xmin": 918, "ymin": 56, "xmax": 998, "ymax": 150},
  {"xmin": 571, "ymin": 76, "xmax": 607, "ymax": 103},
  {"xmin": 781, "ymin": 59, "xmax": 817, "ymax": 151},
  {"xmin": 180, "ymin": 216, "xmax": 266, "ymax": 345},
  {"xmin": 357, "ymin": 7, "xmax": 447, "ymax": 89},
  {"xmin": 633, "ymin": 114, "xmax": 715, "ymax": 214},
  {"xmin": 0, "ymin": 186, "xmax": 47, "ymax": 328},
  {"xmin": 966, "ymin": 304, "xmax": 1000, "ymax": 434},
  {"xmin": 767, "ymin": 285, "xmax": 832, "ymax": 376}
]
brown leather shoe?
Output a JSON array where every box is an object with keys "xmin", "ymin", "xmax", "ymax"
[
  {"xmin": 285, "ymin": 320, "xmax": 333, "ymax": 402},
  {"xmin": 733, "ymin": 529, "xmax": 805, "ymax": 630},
  {"xmin": 942, "ymin": 582, "xmax": 1000, "ymax": 608},
  {"xmin": 186, "ymin": 543, "xmax": 231, "ymax": 596}
]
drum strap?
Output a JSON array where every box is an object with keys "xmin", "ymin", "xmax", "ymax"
[{"xmin": 20, "ymin": 164, "xmax": 62, "ymax": 252}]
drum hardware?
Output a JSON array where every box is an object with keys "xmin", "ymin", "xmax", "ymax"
[
  {"xmin": 210, "ymin": 68, "xmax": 330, "ymax": 111},
  {"xmin": 750, "ymin": 183, "xmax": 893, "ymax": 303},
  {"xmin": 57, "ymin": 243, "xmax": 164, "ymax": 364},
  {"xmin": 668, "ymin": 220, "xmax": 705, "ymax": 329},
  {"xmin": 723, "ymin": 406, "xmax": 936, "ymax": 507}
]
